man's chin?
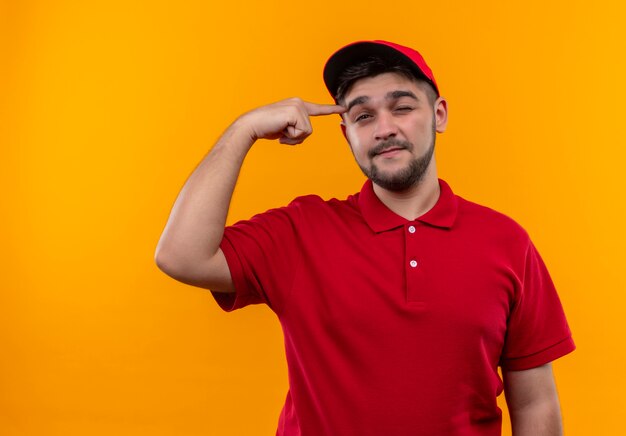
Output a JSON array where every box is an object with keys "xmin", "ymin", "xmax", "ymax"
[
  {"xmin": 369, "ymin": 173, "xmax": 422, "ymax": 192},
  {"xmin": 373, "ymin": 179, "xmax": 420, "ymax": 192},
  {"xmin": 364, "ymin": 163, "xmax": 428, "ymax": 192}
]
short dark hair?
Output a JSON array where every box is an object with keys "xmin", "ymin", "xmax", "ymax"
[{"xmin": 334, "ymin": 56, "xmax": 438, "ymax": 106}]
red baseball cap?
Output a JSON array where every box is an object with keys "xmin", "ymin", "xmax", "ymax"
[{"xmin": 323, "ymin": 40, "xmax": 439, "ymax": 100}]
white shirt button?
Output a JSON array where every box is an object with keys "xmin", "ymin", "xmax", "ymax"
[
  {"xmin": 409, "ymin": 260, "xmax": 418, "ymax": 268},
  {"xmin": 408, "ymin": 225, "xmax": 416, "ymax": 234}
]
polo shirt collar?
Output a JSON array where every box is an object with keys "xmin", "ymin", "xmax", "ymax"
[{"xmin": 358, "ymin": 178, "xmax": 458, "ymax": 233}]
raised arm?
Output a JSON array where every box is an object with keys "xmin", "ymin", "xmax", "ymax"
[
  {"xmin": 154, "ymin": 98, "xmax": 344, "ymax": 292},
  {"xmin": 503, "ymin": 363, "xmax": 564, "ymax": 436}
]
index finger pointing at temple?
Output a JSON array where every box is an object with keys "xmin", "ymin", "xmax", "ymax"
[{"xmin": 304, "ymin": 101, "xmax": 346, "ymax": 116}]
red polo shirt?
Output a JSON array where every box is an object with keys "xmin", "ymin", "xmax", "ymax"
[{"xmin": 213, "ymin": 179, "xmax": 575, "ymax": 436}]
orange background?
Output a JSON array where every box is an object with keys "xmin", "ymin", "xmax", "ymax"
[{"xmin": 2, "ymin": 1, "xmax": 625, "ymax": 434}]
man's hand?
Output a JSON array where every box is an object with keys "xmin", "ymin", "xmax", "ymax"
[{"xmin": 236, "ymin": 98, "xmax": 345, "ymax": 145}]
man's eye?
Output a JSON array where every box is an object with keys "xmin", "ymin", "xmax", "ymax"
[
  {"xmin": 395, "ymin": 106, "xmax": 413, "ymax": 112},
  {"xmin": 355, "ymin": 113, "xmax": 371, "ymax": 122}
]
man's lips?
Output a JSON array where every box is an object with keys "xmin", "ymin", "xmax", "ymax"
[
  {"xmin": 375, "ymin": 146, "xmax": 405, "ymax": 156},
  {"xmin": 368, "ymin": 140, "xmax": 412, "ymax": 158}
]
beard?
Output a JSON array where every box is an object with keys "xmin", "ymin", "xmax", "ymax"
[{"xmin": 358, "ymin": 123, "xmax": 436, "ymax": 192}]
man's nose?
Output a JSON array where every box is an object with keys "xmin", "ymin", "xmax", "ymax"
[{"xmin": 374, "ymin": 112, "xmax": 398, "ymax": 140}]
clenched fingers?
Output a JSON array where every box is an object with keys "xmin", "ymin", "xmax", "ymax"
[
  {"xmin": 279, "ymin": 100, "xmax": 345, "ymax": 145},
  {"xmin": 281, "ymin": 103, "xmax": 313, "ymax": 143}
]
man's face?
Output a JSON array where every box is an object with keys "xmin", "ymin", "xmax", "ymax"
[{"xmin": 341, "ymin": 72, "xmax": 447, "ymax": 192}]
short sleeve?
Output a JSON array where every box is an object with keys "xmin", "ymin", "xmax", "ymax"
[
  {"xmin": 211, "ymin": 202, "xmax": 302, "ymax": 315},
  {"xmin": 500, "ymin": 241, "xmax": 575, "ymax": 370}
]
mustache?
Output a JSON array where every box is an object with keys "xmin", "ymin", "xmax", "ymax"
[{"xmin": 368, "ymin": 139, "xmax": 413, "ymax": 159}]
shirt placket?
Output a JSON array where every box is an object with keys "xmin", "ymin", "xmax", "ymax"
[{"xmin": 405, "ymin": 222, "xmax": 426, "ymax": 305}]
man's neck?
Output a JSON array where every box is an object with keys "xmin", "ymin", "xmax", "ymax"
[{"xmin": 372, "ymin": 169, "xmax": 441, "ymax": 221}]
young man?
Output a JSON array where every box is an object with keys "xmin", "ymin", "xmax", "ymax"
[{"xmin": 156, "ymin": 40, "xmax": 575, "ymax": 435}]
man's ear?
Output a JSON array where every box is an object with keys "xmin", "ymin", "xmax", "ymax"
[{"xmin": 434, "ymin": 97, "xmax": 448, "ymax": 133}]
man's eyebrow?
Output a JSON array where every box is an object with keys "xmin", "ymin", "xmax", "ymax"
[
  {"xmin": 346, "ymin": 90, "xmax": 419, "ymax": 112},
  {"xmin": 387, "ymin": 90, "xmax": 418, "ymax": 101},
  {"xmin": 346, "ymin": 96, "xmax": 369, "ymax": 112}
]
